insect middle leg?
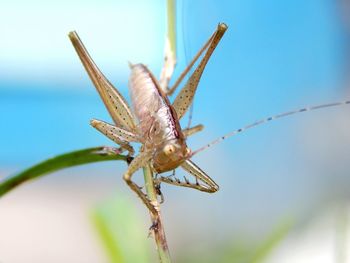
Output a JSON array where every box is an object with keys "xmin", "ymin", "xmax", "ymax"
[
  {"xmin": 182, "ymin": 124, "xmax": 204, "ymax": 138},
  {"xmin": 158, "ymin": 159, "xmax": 219, "ymax": 193}
]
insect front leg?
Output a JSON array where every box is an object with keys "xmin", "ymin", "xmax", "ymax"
[
  {"xmin": 172, "ymin": 23, "xmax": 227, "ymax": 120},
  {"xmin": 158, "ymin": 159, "xmax": 219, "ymax": 193},
  {"xmin": 182, "ymin": 124, "xmax": 204, "ymax": 137},
  {"xmin": 123, "ymin": 151, "xmax": 158, "ymax": 214},
  {"xmin": 90, "ymin": 119, "xmax": 139, "ymax": 156}
]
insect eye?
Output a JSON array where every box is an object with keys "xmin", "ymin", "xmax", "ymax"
[{"xmin": 164, "ymin": 144, "xmax": 176, "ymax": 155}]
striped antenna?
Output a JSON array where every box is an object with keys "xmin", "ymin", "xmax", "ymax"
[{"xmin": 191, "ymin": 100, "xmax": 350, "ymax": 156}]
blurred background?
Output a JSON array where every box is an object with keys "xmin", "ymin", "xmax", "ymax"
[{"xmin": 1, "ymin": 0, "xmax": 350, "ymax": 262}]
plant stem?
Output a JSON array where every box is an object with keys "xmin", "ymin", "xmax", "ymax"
[
  {"xmin": 167, "ymin": 0, "xmax": 176, "ymax": 60},
  {"xmin": 146, "ymin": 2, "xmax": 174, "ymax": 260},
  {"xmin": 143, "ymin": 164, "xmax": 171, "ymax": 263}
]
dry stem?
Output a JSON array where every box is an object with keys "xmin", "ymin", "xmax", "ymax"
[{"xmin": 143, "ymin": 164, "xmax": 171, "ymax": 263}]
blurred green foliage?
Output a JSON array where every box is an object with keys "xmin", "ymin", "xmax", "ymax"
[
  {"xmin": 93, "ymin": 194, "xmax": 151, "ymax": 263},
  {"xmin": 177, "ymin": 218, "xmax": 293, "ymax": 263}
]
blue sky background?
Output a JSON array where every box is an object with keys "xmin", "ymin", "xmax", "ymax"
[{"xmin": 0, "ymin": 0, "xmax": 346, "ymax": 166}]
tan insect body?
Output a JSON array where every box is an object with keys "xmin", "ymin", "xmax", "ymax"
[
  {"xmin": 128, "ymin": 63, "xmax": 189, "ymax": 173},
  {"xmin": 69, "ymin": 24, "xmax": 227, "ymax": 212}
]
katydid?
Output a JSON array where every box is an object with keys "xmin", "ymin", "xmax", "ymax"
[{"xmin": 69, "ymin": 23, "xmax": 349, "ymax": 213}]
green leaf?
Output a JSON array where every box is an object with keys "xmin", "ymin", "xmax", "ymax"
[
  {"xmin": 0, "ymin": 146, "xmax": 127, "ymax": 197},
  {"xmin": 249, "ymin": 218, "xmax": 294, "ymax": 263}
]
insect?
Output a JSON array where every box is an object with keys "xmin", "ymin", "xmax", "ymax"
[
  {"xmin": 69, "ymin": 23, "xmax": 350, "ymax": 213},
  {"xmin": 68, "ymin": 23, "xmax": 227, "ymax": 213}
]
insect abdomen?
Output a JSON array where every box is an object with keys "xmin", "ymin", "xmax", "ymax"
[{"xmin": 129, "ymin": 64, "xmax": 181, "ymax": 147}]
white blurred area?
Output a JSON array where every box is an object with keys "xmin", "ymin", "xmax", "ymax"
[
  {"xmin": 0, "ymin": 165, "xmax": 156, "ymax": 263},
  {"xmin": 0, "ymin": 168, "xmax": 115, "ymax": 263},
  {"xmin": 268, "ymin": 206, "xmax": 350, "ymax": 263},
  {"xmin": 265, "ymin": 103, "xmax": 350, "ymax": 263},
  {"xmin": 0, "ymin": 0, "xmax": 165, "ymax": 89}
]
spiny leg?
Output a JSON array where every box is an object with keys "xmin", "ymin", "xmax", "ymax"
[
  {"xmin": 172, "ymin": 23, "xmax": 227, "ymax": 120},
  {"xmin": 161, "ymin": 22, "xmax": 226, "ymax": 96},
  {"xmin": 90, "ymin": 119, "xmax": 139, "ymax": 156},
  {"xmin": 69, "ymin": 32, "xmax": 137, "ymax": 131},
  {"xmin": 123, "ymin": 151, "xmax": 158, "ymax": 214},
  {"xmin": 182, "ymin": 124, "xmax": 204, "ymax": 137},
  {"xmin": 165, "ymin": 28, "xmax": 216, "ymax": 96},
  {"xmin": 154, "ymin": 169, "xmax": 176, "ymax": 204},
  {"xmin": 158, "ymin": 159, "xmax": 219, "ymax": 193}
]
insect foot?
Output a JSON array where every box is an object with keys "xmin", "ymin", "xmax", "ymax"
[
  {"xmin": 126, "ymin": 156, "xmax": 134, "ymax": 165},
  {"xmin": 93, "ymin": 146, "xmax": 122, "ymax": 156},
  {"xmin": 154, "ymin": 180, "xmax": 165, "ymax": 204}
]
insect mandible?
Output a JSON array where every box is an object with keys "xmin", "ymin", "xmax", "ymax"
[{"xmin": 69, "ymin": 23, "xmax": 350, "ymax": 213}]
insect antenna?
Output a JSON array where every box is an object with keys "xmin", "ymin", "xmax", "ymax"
[{"xmin": 191, "ymin": 100, "xmax": 350, "ymax": 156}]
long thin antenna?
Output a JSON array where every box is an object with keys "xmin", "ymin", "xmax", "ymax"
[{"xmin": 191, "ymin": 100, "xmax": 350, "ymax": 156}]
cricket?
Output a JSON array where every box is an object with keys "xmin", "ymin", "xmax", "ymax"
[{"xmin": 68, "ymin": 23, "xmax": 350, "ymax": 214}]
